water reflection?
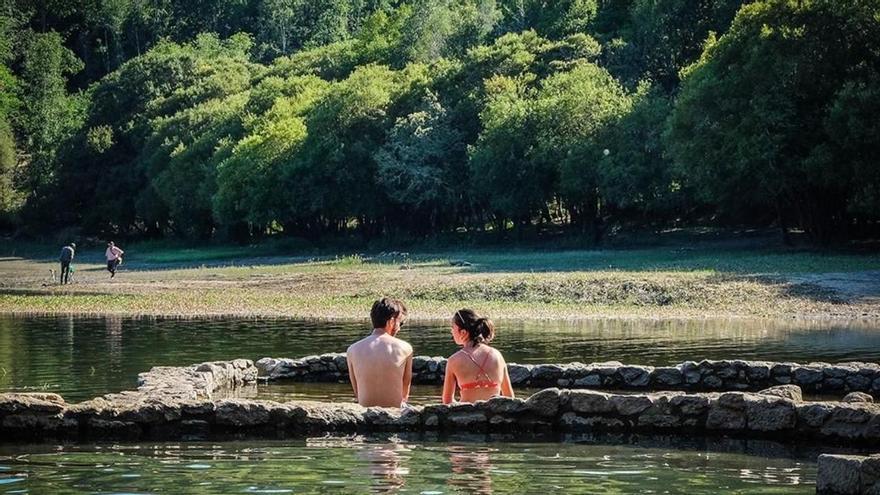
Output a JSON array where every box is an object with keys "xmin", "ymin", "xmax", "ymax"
[
  {"xmin": 357, "ymin": 442, "xmax": 410, "ymax": 493},
  {"xmin": 0, "ymin": 435, "xmax": 829, "ymax": 494},
  {"xmin": 449, "ymin": 446, "xmax": 494, "ymax": 494}
]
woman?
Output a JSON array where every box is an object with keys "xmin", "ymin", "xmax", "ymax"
[{"xmin": 442, "ymin": 309, "xmax": 514, "ymax": 404}]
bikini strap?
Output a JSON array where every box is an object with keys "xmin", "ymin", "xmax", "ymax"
[{"xmin": 462, "ymin": 350, "xmax": 493, "ymax": 382}]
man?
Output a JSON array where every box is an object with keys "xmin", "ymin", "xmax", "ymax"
[
  {"xmin": 105, "ymin": 241, "xmax": 124, "ymax": 278},
  {"xmin": 59, "ymin": 242, "xmax": 75, "ymax": 285},
  {"xmin": 346, "ymin": 297, "xmax": 413, "ymax": 407}
]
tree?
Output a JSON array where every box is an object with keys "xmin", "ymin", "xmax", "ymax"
[
  {"xmin": 667, "ymin": 0, "xmax": 880, "ymax": 242},
  {"xmin": 375, "ymin": 90, "xmax": 466, "ymax": 232},
  {"xmin": 469, "ymin": 74, "xmax": 544, "ymax": 229},
  {"xmin": 213, "ymin": 75, "xmax": 329, "ymax": 235},
  {"xmin": 533, "ymin": 62, "xmax": 632, "ymax": 238},
  {"xmin": 15, "ymin": 30, "xmax": 85, "ymax": 227},
  {"xmin": 497, "ymin": 0, "xmax": 597, "ymax": 39}
]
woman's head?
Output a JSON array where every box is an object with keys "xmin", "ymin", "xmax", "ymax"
[{"xmin": 451, "ymin": 308, "xmax": 495, "ymax": 346}]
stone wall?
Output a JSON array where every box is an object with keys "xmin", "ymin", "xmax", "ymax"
[
  {"xmin": 0, "ymin": 359, "xmax": 257, "ymax": 441},
  {"xmin": 256, "ymin": 354, "xmax": 880, "ymax": 394},
  {"xmin": 4, "ymin": 370, "xmax": 880, "ymax": 447},
  {"xmin": 817, "ymin": 454, "xmax": 880, "ymax": 494}
]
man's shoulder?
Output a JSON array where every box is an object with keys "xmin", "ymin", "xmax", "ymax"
[{"xmin": 391, "ymin": 336, "xmax": 413, "ymax": 354}]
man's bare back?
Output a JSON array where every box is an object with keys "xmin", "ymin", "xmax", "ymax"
[
  {"xmin": 347, "ymin": 298, "xmax": 413, "ymax": 408},
  {"xmin": 347, "ymin": 332, "xmax": 413, "ymax": 407}
]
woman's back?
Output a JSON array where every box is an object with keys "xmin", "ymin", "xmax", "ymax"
[
  {"xmin": 442, "ymin": 308, "xmax": 514, "ymax": 404},
  {"xmin": 449, "ymin": 345, "xmax": 505, "ymax": 403}
]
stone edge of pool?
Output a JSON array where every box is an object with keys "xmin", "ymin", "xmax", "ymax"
[
  {"xmin": 4, "ymin": 357, "xmax": 880, "ymax": 493},
  {"xmin": 1, "ymin": 356, "xmax": 880, "ymax": 444},
  {"xmin": 259, "ymin": 353, "xmax": 880, "ymax": 395}
]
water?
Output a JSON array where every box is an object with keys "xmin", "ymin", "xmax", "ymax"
[
  {"xmin": 2, "ymin": 315, "xmax": 880, "ymax": 403},
  {"xmin": 0, "ymin": 435, "xmax": 819, "ymax": 494}
]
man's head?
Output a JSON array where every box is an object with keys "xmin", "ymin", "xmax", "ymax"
[
  {"xmin": 70, "ymin": 242, "xmax": 76, "ymax": 249},
  {"xmin": 370, "ymin": 297, "xmax": 407, "ymax": 335}
]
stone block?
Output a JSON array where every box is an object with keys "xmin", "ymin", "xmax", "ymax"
[
  {"xmin": 816, "ymin": 454, "xmax": 863, "ymax": 494},
  {"xmin": 569, "ymin": 390, "xmax": 614, "ymax": 415},
  {"xmin": 619, "ymin": 366, "xmax": 652, "ymax": 387},
  {"xmin": 745, "ymin": 396, "xmax": 796, "ymax": 432},
  {"xmin": 610, "ymin": 395, "xmax": 653, "ymax": 416},
  {"xmin": 507, "ymin": 364, "xmax": 532, "ymax": 385},
  {"xmin": 651, "ymin": 367, "xmax": 682, "ymax": 386},
  {"xmin": 843, "ymin": 392, "xmax": 874, "ymax": 404},
  {"xmin": 670, "ymin": 395, "xmax": 709, "ymax": 416},
  {"xmin": 757, "ymin": 385, "xmax": 803, "ymax": 402},
  {"xmin": 525, "ymin": 388, "xmax": 561, "ymax": 417}
]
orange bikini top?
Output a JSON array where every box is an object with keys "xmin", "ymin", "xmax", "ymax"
[{"xmin": 458, "ymin": 350, "xmax": 499, "ymax": 391}]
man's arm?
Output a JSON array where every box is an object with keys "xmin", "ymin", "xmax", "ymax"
[
  {"xmin": 346, "ymin": 353, "xmax": 358, "ymax": 400},
  {"xmin": 401, "ymin": 352, "xmax": 413, "ymax": 403}
]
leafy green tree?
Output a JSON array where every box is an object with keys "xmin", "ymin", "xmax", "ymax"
[
  {"xmin": 0, "ymin": 10, "xmax": 21, "ymax": 226},
  {"xmin": 533, "ymin": 62, "xmax": 631, "ymax": 238},
  {"xmin": 595, "ymin": 83, "xmax": 679, "ymax": 219},
  {"xmin": 53, "ymin": 33, "xmax": 257, "ymax": 235},
  {"xmin": 497, "ymin": 0, "xmax": 597, "ymax": 39},
  {"xmin": 213, "ymin": 75, "xmax": 329, "ymax": 234},
  {"xmin": 375, "ymin": 90, "xmax": 466, "ymax": 231},
  {"xmin": 623, "ymin": 0, "xmax": 747, "ymax": 90},
  {"xmin": 15, "ymin": 30, "xmax": 86, "ymax": 223},
  {"xmin": 667, "ymin": 0, "xmax": 880, "ymax": 242},
  {"xmin": 469, "ymin": 74, "xmax": 543, "ymax": 229}
]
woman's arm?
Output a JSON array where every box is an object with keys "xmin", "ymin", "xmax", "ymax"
[
  {"xmin": 441, "ymin": 358, "xmax": 457, "ymax": 404},
  {"xmin": 500, "ymin": 355, "xmax": 514, "ymax": 399}
]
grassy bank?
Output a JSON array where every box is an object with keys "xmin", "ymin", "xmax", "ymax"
[{"xmin": 1, "ymin": 244, "xmax": 878, "ymax": 320}]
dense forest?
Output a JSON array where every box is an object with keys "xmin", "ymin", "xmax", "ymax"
[{"xmin": 0, "ymin": 0, "xmax": 877, "ymax": 244}]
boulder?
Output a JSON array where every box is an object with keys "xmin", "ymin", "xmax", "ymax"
[
  {"xmin": 214, "ymin": 400, "xmax": 272, "ymax": 427},
  {"xmin": 507, "ymin": 364, "xmax": 532, "ymax": 385},
  {"xmin": 757, "ymin": 385, "xmax": 803, "ymax": 403},
  {"xmin": 706, "ymin": 393, "xmax": 747, "ymax": 430},
  {"xmin": 619, "ymin": 366, "xmax": 653, "ymax": 387},
  {"xmin": 569, "ymin": 390, "xmax": 615, "ymax": 415},
  {"xmin": 792, "ymin": 366, "xmax": 824, "ymax": 386},
  {"xmin": 842, "ymin": 392, "xmax": 874, "ymax": 404},
  {"xmin": 861, "ymin": 455, "xmax": 880, "ymax": 494},
  {"xmin": 482, "ymin": 397, "xmax": 528, "ymax": 415},
  {"xmin": 745, "ymin": 395, "xmax": 796, "ymax": 431},
  {"xmin": 670, "ymin": 394, "xmax": 710, "ymax": 416},
  {"xmin": 609, "ymin": 395, "xmax": 654, "ymax": 416},
  {"xmin": 652, "ymin": 367, "xmax": 683, "ymax": 386},
  {"xmin": 816, "ymin": 454, "xmax": 863, "ymax": 494},
  {"xmin": 531, "ymin": 365, "xmax": 565, "ymax": 383},
  {"xmin": 525, "ymin": 388, "xmax": 561, "ymax": 417}
]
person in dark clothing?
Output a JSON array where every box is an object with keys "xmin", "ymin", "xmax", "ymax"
[{"xmin": 59, "ymin": 243, "xmax": 75, "ymax": 284}]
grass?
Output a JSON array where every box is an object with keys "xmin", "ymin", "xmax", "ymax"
[{"xmin": 0, "ymin": 242, "xmax": 878, "ymax": 320}]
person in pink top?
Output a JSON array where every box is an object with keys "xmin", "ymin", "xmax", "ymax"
[
  {"xmin": 442, "ymin": 308, "xmax": 514, "ymax": 404},
  {"xmin": 105, "ymin": 241, "xmax": 124, "ymax": 278}
]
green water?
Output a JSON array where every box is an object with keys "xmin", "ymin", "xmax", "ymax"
[
  {"xmin": 2, "ymin": 315, "xmax": 872, "ymax": 493},
  {"xmin": 2, "ymin": 315, "xmax": 880, "ymax": 403},
  {"xmin": 0, "ymin": 436, "xmax": 819, "ymax": 494}
]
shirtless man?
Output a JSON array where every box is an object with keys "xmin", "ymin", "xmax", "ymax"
[{"xmin": 346, "ymin": 298, "xmax": 413, "ymax": 407}]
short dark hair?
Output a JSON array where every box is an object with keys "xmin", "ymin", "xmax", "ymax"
[{"xmin": 370, "ymin": 297, "xmax": 407, "ymax": 328}]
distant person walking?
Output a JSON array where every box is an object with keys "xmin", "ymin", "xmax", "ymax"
[
  {"xmin": 59, "ymin": 242, "xmax": 75, "ymax": 284},
  {"xmin": 105, "ymin": 241, "xmax": 124, "ymax": 278}
]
